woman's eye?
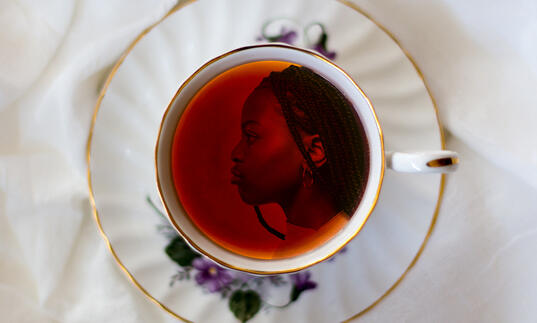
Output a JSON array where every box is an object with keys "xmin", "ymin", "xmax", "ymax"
[{"xmin": 244, "ymin": 132, "xmax": 257, "ymax": 144}]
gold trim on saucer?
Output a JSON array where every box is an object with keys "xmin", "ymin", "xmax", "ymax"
[
  {"xmin": 86, "ymin": 0, "xmax": 447, "ymax": 322},
  {"xmin": 427, "ymin": 157, "xmax": 459, "ymax": 168},
  {"xmin": 154, "ymin": 43, "xmax": 384, "ymax": 275}
]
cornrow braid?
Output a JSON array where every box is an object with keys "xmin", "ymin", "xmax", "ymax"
[{"xmin": 266, "ymin": 65, "xmax": 369, "ymax": 215}]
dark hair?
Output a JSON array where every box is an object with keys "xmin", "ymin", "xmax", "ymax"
[{"xmin": 260, "ymin": 65, "xmax": 369, "ymax": 215}]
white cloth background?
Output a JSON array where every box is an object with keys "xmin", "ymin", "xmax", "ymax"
[{"xmin": 0, "ymin": 0, "xmax": 535, "ymax": 322}]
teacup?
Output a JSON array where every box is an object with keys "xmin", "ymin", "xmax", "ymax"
[{"xmin": 155, "ymin": 44, "xmax": 458, "ymax": 274}]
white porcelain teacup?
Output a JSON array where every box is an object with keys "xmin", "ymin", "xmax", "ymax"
[{"xmin": 156, "ymin": 44, "xmax": 458, "ymax": 274}]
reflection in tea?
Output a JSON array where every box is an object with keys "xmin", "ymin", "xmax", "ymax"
[{"xmin": 172, "ymin": 61, "xmax": 369, "ymax": 259}]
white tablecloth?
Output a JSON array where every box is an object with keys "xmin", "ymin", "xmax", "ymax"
[{"xmin": 1, "ymin": 0, "xmax": 536, "ymax": 322}]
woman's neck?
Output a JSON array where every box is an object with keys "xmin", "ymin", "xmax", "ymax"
[{"xmin": 280, "ymin": 185, "xmax": 338, "ymax": 230}]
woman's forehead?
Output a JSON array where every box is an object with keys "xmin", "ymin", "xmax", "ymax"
[{"xmin": 241, "ymin": 87, "xmax": 283, "ymax": 122}]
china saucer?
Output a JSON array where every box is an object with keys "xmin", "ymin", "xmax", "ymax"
[{"xmin": 87, "ymin": 0, "xmax": 445, "ymax": 322}]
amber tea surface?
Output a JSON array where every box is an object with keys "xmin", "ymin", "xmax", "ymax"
[{"xmin": 172, "ymin": 61, "xmax": 370, "ymax": 259}]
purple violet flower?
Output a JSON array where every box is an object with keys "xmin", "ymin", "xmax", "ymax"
[
  {"xmin": 312, "ymin": 43, "xmax": 337, "ymax": 60},
  {"xmin": 289, "ymin": 271, "xmax": 317, "ymax": 302},
  {"xmin": 290, "ymin": 271, "xmax": 317, "ymax": 292},
  {"xmin": 259, "ymin": 27, "xmax": 298, "ymax": 45},
  {"xmin": 276, "ymin": 28, "xmax": 298, "ymax": 44},
  {"xmin": 192, "ymin": 258, "xmax": 233, "ymax": 293},
  {"xmin": 307, "ymin": 23, "xmax": 337, "ymax": 60}
]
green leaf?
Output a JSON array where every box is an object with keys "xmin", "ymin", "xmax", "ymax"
[
  {"xmin": 165, "ymin": 236, "xmax": 199, "ymax": 267},
  {"xmin": 290, "ymin": 286, "xmax": 301, "ymax": 302},
  {"xmin": 229, "ymin": 290, "xmax": 261, "ymax": 323}
]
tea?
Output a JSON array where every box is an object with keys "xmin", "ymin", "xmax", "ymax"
[{"xmin": 171, "ymin": 60, "xmax": 369, "ymax": 259}]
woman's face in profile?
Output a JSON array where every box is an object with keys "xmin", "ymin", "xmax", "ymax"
[{"xmin": 231, "ymin": 87, "xmax": 304, "ymax": 205}]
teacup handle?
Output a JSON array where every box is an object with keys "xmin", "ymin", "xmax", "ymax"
[{"xmin": 386, "ymin": 151, "xmax": 459, "ymax": 173}]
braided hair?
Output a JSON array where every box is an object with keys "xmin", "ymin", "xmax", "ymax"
[{"xmin": 260, "ymin": 65, "xmax": 369, "ymax": 215}]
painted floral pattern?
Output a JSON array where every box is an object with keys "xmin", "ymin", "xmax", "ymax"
[
  {"xmin": 257, "ymin": 20, "xmax": 337, "ymax": 59},
  {"xmin": 149, "ymin": 193, "xmax": 348, "ymax": 322},
  {"xmin": 150, "ymin": 195, "xmax": 337, "ymax": 322},
  {"xmin": 192, "ymin": 257, "xmax": 234, "ymax": 292},
  {"xmin": 257, "ymin": 27, "xmax": 298, "ymax": 45}
]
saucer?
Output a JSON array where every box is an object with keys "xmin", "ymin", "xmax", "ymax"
[{"xmin": 87, "ymin": 0, "xmax": 445, "ymax": 321}]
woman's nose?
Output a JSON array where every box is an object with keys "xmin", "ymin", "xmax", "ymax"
[{"xmin": 231, "ymin": 140, "xmax": 243, "ymax": 163}]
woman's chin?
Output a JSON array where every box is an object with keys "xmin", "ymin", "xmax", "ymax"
[{"xmin": 237, "ymin": 186, "xmax": 266, "ymax": 205}]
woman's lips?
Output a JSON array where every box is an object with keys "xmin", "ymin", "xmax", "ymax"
[{"xmin": 230, "ymin": 167, "xmax": 243, "ymax": 184}]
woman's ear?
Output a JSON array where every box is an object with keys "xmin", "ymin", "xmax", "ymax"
[{"xmin": 303, "ymin": 134, "xmax": 327, "ymax": 168}]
